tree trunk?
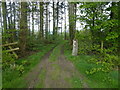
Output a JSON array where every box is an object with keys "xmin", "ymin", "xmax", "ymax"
[
  {"xmin": 64, "ymin": 6, "xmax": 67, "ymax": 40},
  {"xmin": 53, "ymin": 2, "xmax": 55, "ymax": 39},
  {"xmin": 45, "ymin": 3, "xmax": 48, "ymax": 39},
  {"xmin": 19, "ymin": 2, "xmax": 28, "ymax": 56},
  {"xmin": 48, "ymin": 11, "xmax": 50, "ymax": 38},
  {"xmin": 118, "ymin": 1, "xmax": 120, "ymax": 55},
  {"xmin": 32, "ymin": 3, "xmax": 34, "ymax": 36},
  {"xmin": 101, "ymin": 40, "xmax": 103, "ymax": 53},
  {"xmin": 69, "ymin": 3, "xmax": 76, "ymax": 45},
  {"xmin": 61, "ymin": 16, "xmax": 62, "ymax": 35},
  {"xmin": 90, "ymin": 8, "xmax": 95, "ymax": 45},
  {"xmin": 2, "ymin": 2, "xmax": 7, "ymax": 41},
  {"xmin": 56, "ymin": 2, "xmax": 59, "ymax": 35},
  {"xmin": 39, "ymin": 2, "xmax": 44, "ymax": 39},
  {"xmin": 13, "ymin": 2, "xmax": 17, "ymax": 41},
  {"xmin": 28, "ymin": 5, "xmax": 31, "ymax": 37}
]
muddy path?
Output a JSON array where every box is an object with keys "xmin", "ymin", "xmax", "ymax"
[
  {"xmin": 44, "ymin": 46, "xmax": 88, "ymax": 88},
  {"xmin": 25, "ymin": 45, "xmax": 88, "ymax": 88},
  {"xmin": 25, "ymin": 47, "xmax": 55, "ymax": 88}
]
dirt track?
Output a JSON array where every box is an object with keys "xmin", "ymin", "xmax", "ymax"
[{"xmin": 25, "ymin": 45, "xmax": 88, "ymax": 88}]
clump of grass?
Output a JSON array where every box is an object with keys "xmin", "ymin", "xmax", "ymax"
[
  {"xmin": 49, "ymin": 45, "xmax": 61, "ymax": 62},
  {"xmin": 35, "ymin": 69, "xmax": 46, "ymax": 88},
  {"xmin": 65, "ymin": 77, "xmax": 82, "ymax": 88},
  {"xmin": 50, "ymin": 64, "xmax": 61, "ymax": 80}
]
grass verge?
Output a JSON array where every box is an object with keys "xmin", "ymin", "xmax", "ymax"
[
  {"xmin": 64, "ymin": 42, "xmax": 118, "ymax": 88},
  {"xmin": 3, "ymin": 43, "xmax": 56, "ymax": 88},
  {"xmin": 65, "ymin": 76, "xmax": 82, "ymax": 88},
  {"xmin": 35, "ymin": 69, "xmax": 46, "ymax": 88}
]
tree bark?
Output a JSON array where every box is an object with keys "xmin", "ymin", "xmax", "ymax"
[
  {"xmin": 13, "ymin": 2, "xmax": 17, "ymax": 41},
  {"xmin": 19, "ymin": 2, "xmax": 28, "ymax": 56},
  {"xmin": 32, "ymin": 3, "xmax": 34, "ymax": 36},
  {"xmin": 2, "ymin": 2, "xmax": 7, "ymax": 41},
  {"xmin": 56, "ymin": 2, "xmax": 59, "ymax": 35},
  {"xmin": 64, "ymin": 4, "xmax": 67, "ymax": 40},
  {"xmin": 39, "ymin": 2, "xmax": 44, "ymax": 39},
  {"xmin": 69, "ymin": 3, "xmax": 76, "ymax": 45},
  {"xmin": 53, "ymin": 2, "xmax": 55, "ymax": 39},
  {"xmin": 118, "ymin": 1, "xmax": 120, "ymax": 55},
  {"xmin": 45, "ymin": 3, "xmax": 48, "ymax": 39}
]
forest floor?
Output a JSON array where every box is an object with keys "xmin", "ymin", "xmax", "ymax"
[{"xmin": 25, "ymin": 44, "xmax": 88, "ymax": 88}]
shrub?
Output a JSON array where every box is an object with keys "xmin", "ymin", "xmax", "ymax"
[{"xmin": 2, "ymin": 52, "xmax": 15, "ymax": 70}]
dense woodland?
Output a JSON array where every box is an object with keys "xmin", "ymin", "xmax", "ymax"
[{"xmin": 0, "ymin": 1, "xmax": 119, "ymax": 88}]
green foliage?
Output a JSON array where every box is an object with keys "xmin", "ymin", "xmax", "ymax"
[
  {"xmin": 75, "ymin": 30, "xmax": 92, "ymax": 55},
  {"xmin": 64, "ymin": 43, "xmax": 118, "ymax": 88},
  {"xmin": 78, "ymin": 2, "xmax": 119, "ymax": 54},
  {"xmin": 73, "ymin": 3, "xmax": 119, "ymax": 88},
  {"xmin": 2, "ymin": 52, "xmax": 27, "ymax": 76},
  {"xmin": 26, "ymin": 35, "xmax": 38, "ymax": 51},
  {"xmin": 106, "ymin": 31, "xmax": 119, "ymax": 41},
  {"xmin": 16, "ymin": 65, "xmax": 24, "ymax": 75},
  {"xmin": 3, "ymin": 43, "xmax": 56, "ymax": 88},
  {"xmin": 86, "ymin": 50, "xmax": 119, "ymax": 74},
  {"xmin": 102, "ymin": 51, "xmax": 119, "ymax": 66},
  {"xmin": 2, "ymin": 52, "xmax": 15, "ymax": 70},
  {"xmin": 86, "ymin": 49, "xmax": 119, "ymax": 75}
]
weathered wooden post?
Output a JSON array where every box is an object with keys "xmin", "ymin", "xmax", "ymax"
[{"xmin": 72, "ymin": 39, "xmax": 78, "ymax": 56}]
